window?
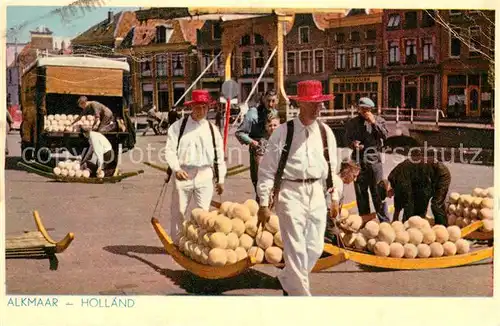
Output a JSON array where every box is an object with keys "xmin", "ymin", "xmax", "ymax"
[
  {"xmin": 254, "ymin": 34, "xmax": 264, "ymax": 45},
  {"xmin": 172, "ymin": 53, "xmax": 185, "ymax": 76},
  {"xmin": 214, "ymin": 49, "xmax": 223, "ymax": 75},
  {"xmin": 268, "ymin": 50, "xmax": 275, "ymax": 73},
  {"xmin": 366, "ymin": 47, "xmax": 376, "ymax": 67},
  {"xmin": 469, "ymin": 26, "xmax": 481, "ymax": 57},
  {"xmin": 314, "ymin": 49, "xmax": 324, "ymax": 73},
  {"xmin": 142, "ymin": 83, "xmax": 153, "ymax": 106},
  {"xmin": 387, "ymin": 14, "xmax": 401, "ymax": 28},
  {"xmin": 388, "ymin": 78, "xmax": 402, "ymax": 107},
  {"xmin": 157, "ymin": 82, "xmax": 169, "ymax": 111},
  {"xmin": 201, "ymin": 50, "xmax": 212, "ymax": 72},
  {"xmin": 404, "ymin": 11, "xmax": 418, "ymax": 29},
  {"xmin": 450, "ymin": 28, "xmax": 461, "ymax": 57},
  {"xmin": 351, "ymin": 48, "xmax": 361, "ymax": 68},
  {"xmin": 350, "ymin": 31, "xmax": 361, "ymax": 42},
  {"xmin": 388, "ymin": 41, "xmax": 400, "ymax": 63},
  {"xmin": 336, "ymin": 49, "xmax": 346, "ymax": 69},
  {"xmin": 335, "ymin": 33, "xmax": 345, "ymax": 43},
  {"xmin": 286, "ymin": 52, "xmax": 296, "ymax": 75},
  {"xmin": 255, "ymin": 50, "xmax": 265, "ymax": 74},
  {"xmin": 300, "ymin": 51, "xmax": 310, "ymax": 74},
  {"xmin": 155, "ymin": 26, "xmax": 173, "ymax": 44},
  {"xmin": 366, "ymin": 29, "xmax": 376, "ymax": 40},
  {"xmin": 242, "ymin": 51, "xmax": 252, "ymax": 74},
  {"xmin": 241, "ymin": 34, "xmax": 251, "ymax": 46},
  {"xmin": 299, "ymin": 26, "xmax": 310, "ymax": 44},
  {"xmin": 212, "ymin": 22, "xmax": 222, "ymax": 40},
  {"xmin": 422, "ymin": 38, "xmax": 434, "ymax": 61},
  {"xmin": 156, "ymin": 54, "xmax": 168, "ymax": 77},
  {"xmin": 173, "ymin": 82, "xmax": 185, "ymax": 106},
  {"xmin": 141, "ymin": 59, "xmax": 152, "ymax": 77},
  {"xmin": 420, "ymin": 75, "xmax": 435, "ymax": 109},
  {"xmin": 405, "ymin": 39, "xmax": 417, "ymax": 64},
  {"xmin": 421, "ymin": 10, "xmax": 436, "ymax": 27}
]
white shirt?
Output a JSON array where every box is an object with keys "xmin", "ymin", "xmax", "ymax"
[
  {"xmin": 88, "ymin": 131, "xmax": 113, "ymax": 169},
  {"xmin": 165, "ymin": 116, "xmax": 227, "ymax": 183},
  {"xmin": 257, "ymin": 118, "xmax": 342, "ymax": 206}
]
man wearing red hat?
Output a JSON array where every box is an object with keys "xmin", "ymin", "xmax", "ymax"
[
  {"xmin": 256, "ymin": 80, "xmax": 342, "ymax": 296},
  {"xmin": 165, "ymin": 90, "xmax": 226, "ymax": 243}
]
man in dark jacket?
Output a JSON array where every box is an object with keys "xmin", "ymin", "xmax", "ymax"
[
  {"xmin": 377, "ymin": 156, "xmax": 451, "ymax": 225},
  {"xmin": 168, "ymin": 107, "xmax": 180, "ymax": 127},
  {"xmin": 345, "ymin": 97, "xmax": 389, "ymax": 222},
  {"xmin": 235, "ymin": 89, "xmax": 279, "ymax": 201}
]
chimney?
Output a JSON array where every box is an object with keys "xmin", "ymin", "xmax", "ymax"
[{"xmin": 108, "ymin": 11, "xmax": 114, "ymax": 24}]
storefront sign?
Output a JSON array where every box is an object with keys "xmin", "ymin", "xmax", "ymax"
[{"xmin": 331, "ymin": 76, "xmax": 381, "ymax": 84}]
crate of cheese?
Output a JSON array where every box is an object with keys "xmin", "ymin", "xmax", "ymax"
[
  {"xmin": 446, "ymin": 187, "xmax": 494, "ymax": 233},
  {"xmin": 44, "ymin": 114, "xmax": 100, "ymax": 133}
]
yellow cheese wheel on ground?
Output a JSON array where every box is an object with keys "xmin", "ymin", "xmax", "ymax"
[
  {"xmin": 201, "ymin": 247, "xmax": 210, "ymax": 264},
  {"xmin": 178, "ymin": 237, "xmax": 187, "ymax": 250},
  {"xmin": 403, "ymin": 243, "xmax": 418, "ymax": 258},
  {"xmin": 374, "ymin": 241, "xmax": 390, "ymax": 257},
  {"xmin": 462, "ymin": 207, "xmax": 471, "ymax": 219},
  {"xmin": 75, "ymin": 170, "xmax": 83, "ymax": 178},
  {"xmin": 430, "ymin": 242, "xmax": 444, "ymax": 257},
  {"xmin": 425, "ymin": 216, "xmax": 435, "ymax": 227},
  {"xmin": 256, "ymin": 230, "xmax": 274, "ymax": 250},
  {"xmin": 448, "ymin": 204, "xmax": 457, "ymax": 215},
  {"xmin": 205, "ymin": 216, "xmax": 216, "ymax": 231},
  {"xmin": 53, "ymin": 167, "xmax": 61, "ymax": 175},
  {"xmin": 443, "ymin": 241, "xmax": 457, "ymax": 256},
  {"xmin": 187, "ymin": 225, "xmax": 198, "ymax": 241},
  {"xmin": 274, "ymin": 231, "xmax": 283, "ymax": 248},
  {"xmin": 245, "ymin": 218, "xmax": 258, "ymax": 237},
  {"xmin": 231, "ymin": 218, "xmax": 246, "ymax": 237},
  {"xmin": 244, "ymin": 199, "xmax": 259, "ymax": 216},
  {"xmin": 343, "ymin": 233, "xmax": 357, "ymax": 248},
  {"xmin": 197, "ymin": 229, "xmax": 207, "ymax": 245},
  {"xmin": 455, "ymin": 217, "xmax": 464, "ymax": 228},
  {"xmin": 479, "ymin": 208, "xmax": 493, "ymax": 220},
  {"xmin": 226, "ymin": 249, "xmax": 238, "ymax": 264},
  {"xmin": 482, "ymin": 219, "xmax": 493, "ymax": 232},
  {"xmin": 235, "ymin": 247, "xmax": 248, "ymax": 261},
  {"xmin": 367, "ymin": 238, "xmax": 377, "ymax": 252},
  {"xmin": 363, "ymin": 221, "xmax": 380, "ymax": 238},
  {"xmin": 464, "ymin": 195, "xmax": 474, "ymax": 208},
  {"xmin": 447, "ymin": 225, "xmax": 462, "ymax": 242},
  {"xmin": 209, "ymin": 232, "xmax": 228, "ymax": 249},
  {"xmin": 481, "ymin": 198, "xmax": 494, "ymax": 209},
  {"xmin": 191, "ymin": 208, "xmax": 204, "ymax": 223},
  {"xmin": 395, "ymin": 230, "xmax": 410, "ymax": 245},
  {"xmin": 340, "ymin": 208, "xmax": 350, "ymax": 219},
  {"xmin": 219, "ymin": 201, "xmax": 233, "ymax": 215},
  {"xmin": 420, "ymin": 219, "xmax": 432, "ymax": 230},
  {"xmin": 391, "ymin": 221, "xmax": 405, "ymax": 233},
  {"xmin": 447, "ymin": 214, "xmax": 457, "ymax": 226},
  {"xmin": 472, "ymin": 197, "xmax": 483, "ymax": 209},
  {"xmin": 487, "ymin": 187, "xmax": 494, "ymax": 198},
  {"xmin": 227, "ymin": 232, "xmax": 240, "ymax": 250},
  {"xmin": 208, "ymin": 248, "xmax": 228, "ymax": 266},
  {"xmin": 455, "ymin": 204, "xmax": 464, "ymax": 216},
  {"xmin": 343, "ymin": 215, "xmax": 362, "ymax": 231},
  {"xmin": 469, "ymin": 208, "xmax": 478, "ymax": 220},
  {"xmin": 202, "ymin": 232, "xmax": 212, "ymax": 247},
  {"xmin": 239, "ymin": 233, "xmax": 254, "ymax": 250},
  {"xmin": 455, "ymin": 239, "xmax": 470, "ymax": 254},
  {"xmin": 449, "ymin": 192, "xmax": 460, "ymax": 204},
  {"xmin": 214, "ymin": 215, "xmax": 233, "ymax": 234},
  {"xmin": 389, "ymin": 242, "xmax": 404, "ymax": 258},
  {"xmin": 232, "ymin": 204, "xmax": 252, "ymax": 222},
  {"xmin": 434, "ymin": 227, "xmax": 449, "ymax": 244},
  {"xmin": 354, "ymin": 233, "xmax": 367, "ymax": 250},
  {"xmin": 472, "ymin": 188, "xmax": 484, "ymax": 197},
  {"xmin": 408, "ymin": 216, "xmax": 425, "ymax": 229},
  {"xmin": 61, "ymin": 169, "xmax": 69, "ymax": 177},
  {"xmin": 265, "ymin": 246, "xmax": 283, "ymax": 264},
  {"xmin": 193, "ymin": 245, "xmax": 203, "ymax": 263},
  {"xmin": 378, "ymin": 227, "xmax": 396, "ymax": 244},
  {"xmin": 422, "ymin": 229, "xmax": 436, "ymax": 244},
  {"xmin": 198, "ymin": 212, "xmax": 211, "ymax": 228},
  {"xmin": 407, "ymin": 228, "xmax": 423, "ymax": 246},
  {"xmin": 403, "ymin": 221, "xmax": 410, "ymax": 230},
  {"xmin": 379, "ymin": 222, "xmax": 392, "ymax": 230},
  {"xmin": 248, "ymin": 246, "xmax": 265, "ymax": 263},
  {"xmin": 458, "ymin": 195, "xmax": 468, "ymax": 206},
  {"xmin": 265, "ymin": 214, "xmax": 280, "ymax": 234},
  {"xmin": 417, "ymin": 244, "xmax": 431, "ymax": 258}
]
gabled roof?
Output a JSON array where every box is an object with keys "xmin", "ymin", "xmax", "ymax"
[{"xmin": 72, "ymin": 11, "xmax": 137, "ymax": 45}]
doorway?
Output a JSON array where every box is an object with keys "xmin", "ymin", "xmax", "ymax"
[{"xmin": 467, "ymin": 86, "xmax": 480, "ymax": 117}]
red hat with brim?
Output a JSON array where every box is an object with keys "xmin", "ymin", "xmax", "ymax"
[
  {"xmin": 288, "ymin": 80, "xmax": 334, "ymax": 102},
  {"xmin": 184, "ymin": 89, "xmax": 217, "ymax": 106}
]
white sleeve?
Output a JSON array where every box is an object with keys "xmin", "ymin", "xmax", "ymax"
[
  {"xmin": 257, "ymin": 124, "xmax": 285, "ymax": 207},
  {"xmin": 325, "ymin": 124, "xmax": 342, "ymax": 191},
  {"xmin": 212, "ymin": 123, "xmax": 227, "ymax": 184},
  {"xmin": 165, "ymin": 120, "xmax": 181, "ymax": 172}
]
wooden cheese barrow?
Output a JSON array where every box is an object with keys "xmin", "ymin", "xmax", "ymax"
[
  {"xmin": 6, "ymin": 211, "xmax": 74, "ymax": 259},
  {"xmin": 18, "ymin": 161, "xmax": 144, "ymax": 184}
]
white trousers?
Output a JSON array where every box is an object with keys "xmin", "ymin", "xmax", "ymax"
[
  {"xmin": 275, "ymin": 180, "xmax": 327, "ymax": 296},
  {"xmin": 170, "ymin": 166, "xmax": 214, "ymax": 243}
]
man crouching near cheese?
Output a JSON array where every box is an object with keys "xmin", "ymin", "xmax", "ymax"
[
  {"xmin": 256, "ymin": 80, "xmax": 342, "ymax": 296},
  {"xmin": 165, "ymin": 90, "xmax": 227, "ymax": 244},
  {"xmin": 80, "ymin": 126, "xmax": 114, "ymax": 178}
]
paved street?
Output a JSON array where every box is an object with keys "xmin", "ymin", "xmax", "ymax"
[{"xmin": 4, "ymin": 128, "xmax": 494, "ymax": 296}]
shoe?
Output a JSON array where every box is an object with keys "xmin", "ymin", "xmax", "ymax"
[{"xmin": 283, "ymin": 290, "xmax": 289, "ymax": 296}]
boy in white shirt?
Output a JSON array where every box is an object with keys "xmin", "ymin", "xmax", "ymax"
[{"xmin": 80, "ymin": 127, "xmax": 114, "ymax": 177}]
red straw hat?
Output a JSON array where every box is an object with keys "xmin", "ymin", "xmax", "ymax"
[
  {"xmin": 184, "ymin": 89, "xmax": 216, "ymax": 106},
  {"xmin": 289, "ymin": 80, "xmax": 333, "ymax": 102}
]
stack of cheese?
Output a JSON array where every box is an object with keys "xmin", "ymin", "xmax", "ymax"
[
  {"xmin": 44, "ymin": 114, "xmax": 99, "ymax": 133},
  {"xmin": 447, "ymin": 187, "xmax": 494, "ymax": 233},
  {"xmin": 53, "ymin": 160, "xmax": 104, "ymax": 178},
  {"xmin": 340, "ymin": 215, "xmax": 471, "ymax": 258},
  {"xmin": 177, "ymin": 200, "xmax": 284, "ymax": 266}
]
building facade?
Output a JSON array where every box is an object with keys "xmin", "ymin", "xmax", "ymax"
[
  {"xmin": 326, "ymin": 9, "xmax": 384, "ymax": 110},
  {"xmin": 6, "ymin": 42, "xmax": 28, "ymax": 107},
  {"xmin": 382, "ymin": 9, "xmax": 442, "ymax": 111},
  {"xmin": 438, "ymin": 9, "xmax": 494, "ymax": 118}
]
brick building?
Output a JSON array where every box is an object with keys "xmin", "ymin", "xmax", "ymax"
[
  {"xmin": 438, "ymin": 10, "xmax": 494, "ymax": 118},
  {"xmin": 326, "ymin": 9, "xmax": 383, "ymax": 110},
  {"xmin": 382, "ymin": 9, "xmax": 442, "ymax": 111}
]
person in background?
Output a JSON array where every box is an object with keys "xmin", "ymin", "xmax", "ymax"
[
  {"xmin": 168, "ymin": 107, "xmax": 180, "ymax": 128},
  {"xmin": 345, "ymin": 97, "xmax": 389, "ymax": 222},
  {"xmin": 254, "ymin": 113, "xmax": 281, "ymax": 166},
  {"xmin": 72, "ymin": 96, "xmax": 115, "ymax": 132},
  {"xmin": 80, "ymin": 126, "xmax": 115, "ymax": 178},
  {"xmin": 236, "ymin": 90, "xmax": 279, "ymax": 201},
  {"xmin": 143, "ymin": 105, "xmax": 159, "ymax": 136},
  {"xmin": 377, "ymin": 155, "xmax": 451, "ymax": 225},
  {"xmin": 165, "ymin": 90, "xmax": 226, "ymax": 244}
]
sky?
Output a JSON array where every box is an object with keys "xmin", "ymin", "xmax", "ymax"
[{"xmin": 7, "ymin": 6, "xmax": 140, "ymax": 43}]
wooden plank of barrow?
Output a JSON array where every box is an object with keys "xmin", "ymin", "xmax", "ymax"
[{"xmin": 323, "ymin": 244, "xmax": 493, "ymax": 270}]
